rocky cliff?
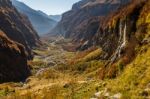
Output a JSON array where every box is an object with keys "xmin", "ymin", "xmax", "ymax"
[
  {"xmin": 0, "ymin": 0, "xmax": 40, "ymax": 83},
  {"xmin": 0, "ymin": 30, "xmax": 30, "ymax": 83},
  {"xmin": 92, "ymin": 0, "xmax": 149, "ymax": 79},
  {"xmin": 0, "ymin": 0, "xmax": 39, "ymax": 58}
]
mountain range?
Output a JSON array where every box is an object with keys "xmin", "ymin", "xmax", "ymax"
[
  {"xmin": 11, "ymin": 0, "xmax": 57, "ymax": 35},
  {"xmin": 48, "ymin": 0, "xmax": 150, "ymax": 79},
  {"xmin": 49, "ymin": 0, "xmax": 129, "ymax": 39}
]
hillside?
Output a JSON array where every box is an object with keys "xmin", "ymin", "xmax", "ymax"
[
  {"xmin": 0, "ymin": 0, "xmax": 40, "ymax": 58},
  {"xmin": 0, "ymin": 0, "xmax": 40, "ymax": 83},
  {"xmin": 0, "ymin": 30, "xmax": 30, "ymax": 83},
  {"xmin": 11, "ymin": 0, "xmax": 57, "ymax": 35}
]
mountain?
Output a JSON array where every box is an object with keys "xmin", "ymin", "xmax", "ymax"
[
  {"xmin": 49, "ymin": 15, "xmax": 62, "ymax": 22},
  {"xmin": 48, "ymin": 0, "xmax": 149, "ymax": 80},
  {"xmin": 0, "ymin": 30, "xmax": 30, "ymax": 83},
  {"xmin": 93, "ymin": 0, "xmax": 149, "ymax": 78},
  {"xmin": 49, "ymin": 0, "xmax": 129, "ymax": 39},
  {"xmin": 11, "ymin": 0, "xmax": 57, "ymax": 35},
  {"xmin": 0, "ymin": 0, "xmax": 40, "ymax": 58},
  {"xmin": 0, "ymin": 0, "xmax": 39, "ymax": 82}
]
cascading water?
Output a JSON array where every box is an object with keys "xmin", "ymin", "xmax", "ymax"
[
  {"xmin": 110, "ymin": 21, "xmax": 127, "ymax": 62},
  {"xmin": 119, "ymin": 21, "xmax": 127, "ymax": 57}
]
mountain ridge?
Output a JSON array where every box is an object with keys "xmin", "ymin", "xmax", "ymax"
[
  {"xmin": 11, "ymin": 0, "xmax": 57, "ymax": 35},
  {"xmin": 49, "ymin": 0, "xmax": 130, "ymax": 40},
  {"xmin": 0, "ymin": 0, "xmax": 40, "ymax": 83}
]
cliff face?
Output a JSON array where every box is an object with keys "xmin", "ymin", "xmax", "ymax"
[
  {"xmin": 0, "ymin": 0, "xmax": 40, "ymax": 83},
  {"xmin": 0, "ymin": 0, "xmax": 39, "ymax": 58},
  {"xmin": 49, "ymin": 0, "xmax": 129, "ymax": 42},
  {"xmin": 92, "ymin": 0, "xmax": 146, "ymax": 59},
  {"xmin": 93, "ymin": 0, "xmax": 149, "ymax": 79},
  {"xmin": 0, "ymin": 30, "xmax": 30, "ymax": 83}
]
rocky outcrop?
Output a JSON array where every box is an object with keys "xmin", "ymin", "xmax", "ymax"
[
  {"xmin": 0, "ymin": 30, "xmax": 30, "ymax": 83},
  {"xmin": 0, "ymin": 0, "xmax": 40, "ymax": 58}
]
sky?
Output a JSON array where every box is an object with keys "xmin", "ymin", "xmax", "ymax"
[{"xmin": 18, "ymin": 0, "xmax": 81, "ymax": 15}]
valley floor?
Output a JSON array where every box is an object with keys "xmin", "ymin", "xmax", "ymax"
[
  {"xmin": 0, "ymin": 37, "xmax": 103, "ymax": 99},
  {"xmin": 0, "ymin": 37, "xmax": 150, "ymax": 99}
]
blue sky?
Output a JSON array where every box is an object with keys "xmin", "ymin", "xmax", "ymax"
[{"xmin": 18, "ymin": 0, "xmax": 81, "ymax": 15}]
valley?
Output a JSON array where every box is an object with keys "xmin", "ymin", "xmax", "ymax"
[
  {"xmin": 0, "ymin": 0, "xmax": 150, "ymax": 99},
  {"xmin": 0, "ymin": 37, "xmax": 104, "ymax": 99},
  {"xmin": 0, "ymin": 35, "xmax": 150, "ymax": 99}
]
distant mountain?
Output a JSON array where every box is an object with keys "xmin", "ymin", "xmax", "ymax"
[
  {"xmin": 49, "ymin": 15, "xmax": 62, "ymax": 22},
  {"xmin": 11, "ymin": 0, "xmax": 57, "ymax": 35}
]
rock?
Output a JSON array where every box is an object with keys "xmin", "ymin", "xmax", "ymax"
[
  {"xmin": 90, "ymin": 98, "xmax": 98, "ymax": 99},
  {"xmin": 104, "ymin": 92, "xmax": 110, "ymax": 97},
  {"xmin": 63, "ymin": 83, "xmax": 70, "ymax": 88},
  {"xmin": 0, "ymin": 31, "xmax": 30, "ymax": 83},
  {"xmin": 142, "ymin": 38, "xmax": 150, "ymax": 45},
  {"xmin": 94, "ymin": 91, "xmax": 103, "ymax": 97},
  {"xmin": 112, "ymin": 93, "xmax": 122, "ymax": 99},
  {"xmin": 77, "ymin": 81, "xmax": 87, "ymax": 84}
]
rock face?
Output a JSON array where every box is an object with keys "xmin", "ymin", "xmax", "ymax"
[
  {"xmin": 95, "ymin": 0, "xmax": 149, "ymax": 79},
  {"xmin": 0, "ymin": 0, "xmax": 40, "ymax": 83},
  {"xmin": 11, "ymin": 0, "xmax": 57, "ymax": 35},
  {"xmin": 0, "ymin": 0, "xmax": 39, "ymax": 58},
  {"xmin": 0, "ymin": 30, "xmax": 30, "ymax": 83},
  {"xmin": 93, "ymin": 0, "xmax": 146, "ymax": 60},
  {"xmin": 49, "ymin": 0, "xmax": 129, "ymax": 41}
]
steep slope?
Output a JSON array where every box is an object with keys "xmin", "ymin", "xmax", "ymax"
[
  {"xmin": 49, "ymin": 0, "xmax": 129, "ymax": 42},
  {"xmin": 11, "ymin": 0, "xmax": 57, "ymax": 35},
  {"xmin": 0, "ymin": 0, "xmax": 39, "ymax": 58},
  {"xmin": 0, "ymin": 30, "xmax": 30, "ymax": 83},
  {"xmin": 90, "ymin": 0, "xmax": 149, "ymax": 79}
]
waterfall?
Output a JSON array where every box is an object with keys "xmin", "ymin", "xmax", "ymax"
[
  {"xmin": 119, "ymin": 22, "xmax": 127, "ymax": 57},
  {"xmin": 110, "ymin": 21, "xmax": 127, "ymax": 62}
]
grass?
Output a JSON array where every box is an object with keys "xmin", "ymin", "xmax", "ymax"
[{"xmin": 105, "ymin": 45, "xmax": 150, "ymax": 98}]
